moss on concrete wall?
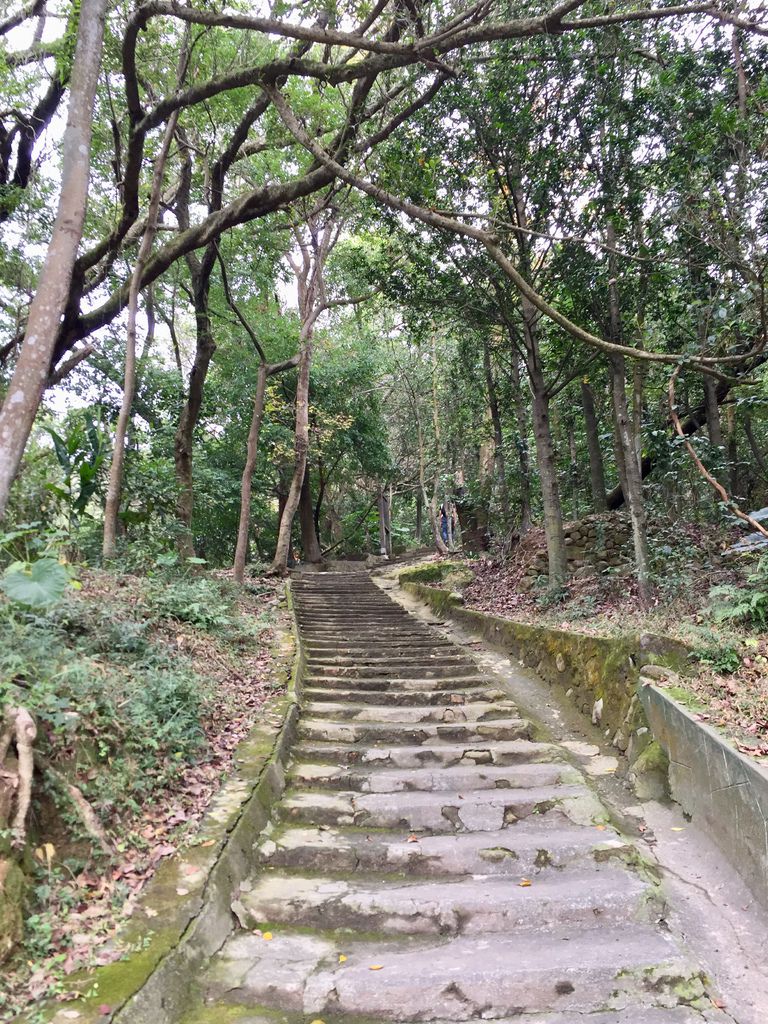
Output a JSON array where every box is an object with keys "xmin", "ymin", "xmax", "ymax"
[{"xmin": 400, "ymin": 579, "xmax": 682, "ymax": 797}]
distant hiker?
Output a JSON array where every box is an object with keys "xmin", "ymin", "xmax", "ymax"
[{"xmin": 440, "ymin": 505, "xmax": 450, "ymax": 545}]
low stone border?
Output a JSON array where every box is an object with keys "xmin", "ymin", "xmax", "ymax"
[
  {"xmin": 29, "ymin": 585, "xmax": 304, "ymax": 1024},
  {"xmin": 640, "ymin": 684, "xmax": 768, "ymax": 907}
]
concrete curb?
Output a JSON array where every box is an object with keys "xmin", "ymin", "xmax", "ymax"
[
  {"xmin": 36, "ymin": 584, "xmax": 304, "ymax": 1024},
  {"xmin": 640, "ymin": 684, "xmax": 768, "ymax": 907}
]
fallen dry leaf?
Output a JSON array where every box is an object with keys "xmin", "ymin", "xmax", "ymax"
[
  {"xmin": 369, "ymin": 964, "xmax": 384, "ymax": 971},
  {"xmin": 519, "ymin": 878, "xmax": 532, "ymax": 887}
]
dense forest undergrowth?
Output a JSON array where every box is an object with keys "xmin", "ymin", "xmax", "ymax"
[
  {"xmin": 0, "ymin": 564, "xmax": 285, "ymax": 1020},
  {"xmin": 2, "ymin": 0, "xmax": 768, "ymax": 1015}
]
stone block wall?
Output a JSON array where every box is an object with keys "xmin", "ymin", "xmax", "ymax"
[{"xmin": 520, "ymin": 512, "xmax": 632, "ymax": 591}]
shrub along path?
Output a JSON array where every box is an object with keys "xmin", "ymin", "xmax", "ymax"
[{"xmin": 183, "ymin": 571, "xmax": 733, "ymax": 1023}]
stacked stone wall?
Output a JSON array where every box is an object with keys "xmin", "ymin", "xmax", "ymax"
[{"xmin": 520, "ymin": 512, "xmax": 632, "ymax": 591}]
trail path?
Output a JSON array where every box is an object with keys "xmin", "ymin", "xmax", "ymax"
[{"xmin": 183, "ymin": 571, "xmax": 744, "ymax": 1023}]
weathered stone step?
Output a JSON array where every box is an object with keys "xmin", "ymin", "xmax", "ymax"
[
  {"xmin": 293, "ymin": 737, "xmax": 556, "ymax": 768},
  {"xmin": 235, "ymin": 865, "xmax": 650, "ymax": 936},
  {"xmin": 299, "ymin": 623, "xmax": 415, "ymax": 633},
  {"xmin": 302, "ymin": 674, "xmax": 493, "ymax": 691},
  {"xmin": 303, "ymin": 700, "xmax": 519, "ymax": 724},
  {"xmin": 256, "ymin": 821, "xmax": 633, "ymax": 877},
  {"xmin": 202, "ymin": 926, "xmax": 692, "ymax": 1020},
  {"xmin": 181, "ymin": 1006, "xmax": 722, "ymax": 1024},
  {"xmin": 279, "ymin": 783, "xmax": 599, "ymax": 831},
  {"xmin": 302, "ymin": 685, "xmax": 506, "ymax": 706},
  {"xmin": 306, "ymin": 653, "xmax": 474, "ymax": 667},
  {"xmin": 298, "ymin": 716, "xmax": 532, "ymax": 746},
  {"xmin": 288, "ymin": 760, "xmax": 579, "ymax": 793},
  {"xmin": 304, "ymin": 639, "xmax": 456, "ymax": 651},
  {"xmin": 305, "ymin": 662, "xmax": 480, "ymax": 679}
]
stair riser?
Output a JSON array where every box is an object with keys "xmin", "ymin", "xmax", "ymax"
[
  {"xmin": 292, "ymin": 740, "xmax": 554, "ymax": 768},
  {"xmin": 288, "ymin": 763, "xmax": 576, "ymax": 793},
  {"xmin": 298, "ymin": 720, "xmax": 532, "ymax": 745}
]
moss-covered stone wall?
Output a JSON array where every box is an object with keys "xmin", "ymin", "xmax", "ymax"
[{"xmin": 399, "ymin": 576, "xmax": 687, "ymax": 798}]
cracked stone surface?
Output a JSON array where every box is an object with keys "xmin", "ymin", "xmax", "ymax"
[{"xmin": 190, "ymin": 571, "xmax": 737, "ymax": 1023}]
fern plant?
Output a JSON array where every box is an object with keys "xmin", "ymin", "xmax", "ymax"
[{"xmin": 709, "ymin": 555, "xmax": 768, "ymax": 629}]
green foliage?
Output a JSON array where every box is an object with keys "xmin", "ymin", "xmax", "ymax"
[
  {"xmin": 143, "ymin": 576, "xmax": 234, "ymax": 631},
  {"xmin": 709, "ymin": 556, "xmax": 768, "ymax": 630},
  {"xmin": 0, "ymin": 585, "xmax": 207, "ymax": 821},
  {"xmin": 43, "ymin": 408, "xmax": 108, "ymax": 530},
  {"xmin": 0, "ymin": 558, "xmax": 71, "ymax": 609},
  {"xmin": 694, "ymin": 641, "xmax": 743, "ymax": 676}
]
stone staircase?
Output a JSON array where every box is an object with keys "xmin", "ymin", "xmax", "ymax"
[{"xmin": 182, "ymin": 572, "xmax": 729, "ymax": 1024}]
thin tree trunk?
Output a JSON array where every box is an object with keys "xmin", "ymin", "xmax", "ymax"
[
  {"xmin": 378, "ymin": 487, "xmax": 388, "ymax": 555},
  {"xmin": 415, "ymin": 403, "xmax": 448, "ymax": 554},
  {"xmin": 386, "ymin": 482, "xmax": 394, "ymax": 554},
  {"xmin": 610, "ymin": 354, "xmax": 652, "ymax": 603},
  {"xmin": 415, "ymin": 489, "xmax": 423, "ymax": 543},
  {"xmin": 605, "ymin": 220, "xmax": 652, "ymax": 603},
  {"xmin": 580, "ymin": 379, "xmax": 607, "ymax": 513},
  {"xmin": 703, "ymin": 375, "xmax": 723, "ymax": 448},
  {"xmin": 174, "ymin": 296, "xmax": 215, "ymax": 559},
  {"xmin": 726, "ymin": 403, "xmax": 739, "ymax": 496},
  {"xmin": 272, "ymin": 339, "xmax": 313, "ymax": 571},
  {"xmin": 508, "ymin": 348, "xmax": 533, "ymax": 535},
  {"xmin": 233, "ymin": 361, "xmax": 268, "ymax": 582},
  {"xmin": 103, "ymin": 112, "xmax": 178, "ymax": 559},
  {"xmin": 482, "ymin": 337, "xmax": 511, "ymax": 526},
  {"xmin": 529, "ymin": 359, "xmax": 567, "ymax": 586},
  {"xmin": 0, "ymin": 0, "xmax": 107, "ymax": 520},
  {"xmin": 744, "ymin": 415, "xmax": 768, "ymax": 479},
  {"xmin": 429, "ymin": 333, "xmax": 450, "ymax": 554},
  {"xmin": 299, "ymin": 463, "xmax": 322, "ymax": 562}
]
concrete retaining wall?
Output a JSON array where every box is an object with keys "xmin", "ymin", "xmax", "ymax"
[{"xmin": 640, "ymin": 685, "xmax": 768, "ymax": 907}]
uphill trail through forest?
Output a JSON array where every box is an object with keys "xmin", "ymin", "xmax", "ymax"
[{"xmin": 173, "ymin": 567, "xmax": 768, "ymax": 1024}]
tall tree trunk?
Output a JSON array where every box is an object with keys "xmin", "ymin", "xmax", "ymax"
[
  {"xmin": 378, "ymin": 486, "xmax": 389, "ymax": 555},
  {"xmin": 580, "ymin": 379, "xmax": 607, "ymax": 513},
  {"xmin": 233, "ymin": 361, "xmax": 268, "ymax": 583},
  {"xmin": 415, "ymin": 403, "xmax": 448, "ymax": 555},
  {"xmin": 606, "ymin": 219, "xmax": 652, "ymax": 603},
  {"xmin": 415, "ymin": 489, "xmax": 423, "ymax": 543},
  {"xmin": 529, "ymin": 358, "xmax": 567, "ymax": 587},
  {"xmin": 386, "ymin": 482, "xmax": 394, "ymax": 554},
  {"xmin": 0, "ymin": 0, "xmax": 107, "ymax": 519},
  {"xmin": 103, "ymin": 112, "xmax": 178, "ymax": 559},
  {"xmin": 272, "ymin": 340, "xmax": 313, "ymax": 572},
  {"xmin": 482, "ymin": 337, "xmax": 511, "ymax": 526},
  {"xmin": 508, "ymin": 348, "xmax": 533, "ymax": 535},
  {"xmin": 174, "ymin": 294, "xmax": 215, "ymax": 559},
  {"xmin": 610, "ymin": 355, "xmax": 652, "ymax": 603},
  {"xmin": 428, "ymin": 333, "xmax": 451, "ymax": 554},
  {"xmin": 299, "ymin": 464, "xmax": 322, "ymax": 562},
  {"xmin": 726, "ymin": 404, "xmax": 739, "ymax": 496}
]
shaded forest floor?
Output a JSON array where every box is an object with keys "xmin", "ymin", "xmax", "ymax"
[
  {"xmin": 0, "ymin": 568, "xmax": 288, "ymax": 1021},
  {"xmin": 434, "ymin": 519, "xmax": 768, "ymax": 759}
]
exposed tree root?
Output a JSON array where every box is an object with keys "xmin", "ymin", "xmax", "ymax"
[
  {"xmin": 34, "ymin": 753, "xmax": 114, "ymax": 857},
  {"xmin": 0, "ymin": 706, "xmax": 36, "ymax": 846}
]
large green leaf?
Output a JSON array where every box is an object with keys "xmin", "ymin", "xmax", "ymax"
[{"xmin": 1, "ymin": 558, "xmax": 70, "ymax": 609}]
